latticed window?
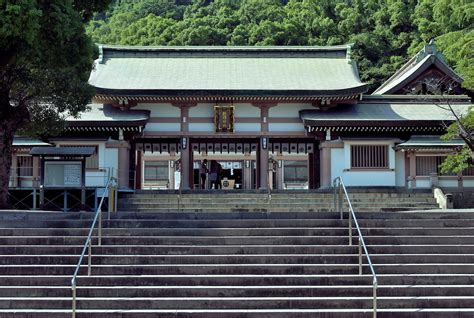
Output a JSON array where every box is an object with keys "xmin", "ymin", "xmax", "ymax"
[
  {"xmin": 415, "ymin": 156, "xmax": 456, "ymax": 176},
  {"xmin": 350, "ymin": 145, "xmax": 388, "ymax": 169},
  {"xmin": 144, "ymin": 161, "xmax": 169, "ymax": 181},
  {"xmin": 284, "ymin": 160, "xmax": 308, "ymax": 183},
  {"xmin": 462, "ymin": 166, "xmax": 474, "ymax": 176},
  {"xmin": 416, "ymin": 156, "xmax": 443, "ymax": 176},
  {"xmin": 17, "ymin": 156, "xmax": 33, "ymax": 177}
]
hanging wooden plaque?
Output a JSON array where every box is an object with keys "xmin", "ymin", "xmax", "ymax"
[{"xmin": 214, "ymin": 106, "xmax": 234, "ymax": 133}]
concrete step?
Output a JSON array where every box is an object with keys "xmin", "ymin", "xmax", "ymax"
[
  {"xmin": 2, "ymin": 284, "xmax": 474, "ymax": 298},
  {"xmin": 2, "ymin": 308, "xmax": 474, "ymax": 318},
  {"xmin": 7, "ymin": 217, "xmax": 474, "ymax": 229},
  {"xmin": 3, "ymin": 226, "xmax": 474, "ymax": 236},
  {"xmin": 1, "ymin": 235, "xmax": 473, "ymax": 245},
  {"xmin": 2, "ymin": 263, "xmax": 474, "ymax": 276},
  {"xmin": 3, "ymin": 254, "xmax": 474, "ymax": 265},
  {"xmin": 3, "ymin": 296, "xmax": 474, "ymax": 310},
  {"xmin": 4, "ymin": 274, "xmax": 474, "ymax": 287},
  {"xmin": 4, "ymin": 244, "xmax": 474, "ymax": 256}
]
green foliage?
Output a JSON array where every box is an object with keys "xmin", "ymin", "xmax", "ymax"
[
  {"xmin": 440, "ymin": 107, "xmax": 474, "ymax": 174},
  {"xmin": 440, "ymin": 145, "xmax": 473, "ymax": 174},
  {"xmin": 85, "ymin": 0, "xmax": 473, "ymax": 92},
  {"xmin": 0, "ymin": 0, "xmax": 112, "ymax": 137}
]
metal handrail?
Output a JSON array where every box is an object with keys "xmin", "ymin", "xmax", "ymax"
[
  {"xmin": 333, "ymin": 176, "xmax": 378, "ymax": 318},
  {"xmin": 71, "ymin": 176, "xmax": 116, "ymax": 318}
]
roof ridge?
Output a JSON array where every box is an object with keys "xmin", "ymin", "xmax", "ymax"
[{"xmin": 97, "ymin": 44, "xmax": 352, "ymax": 52}]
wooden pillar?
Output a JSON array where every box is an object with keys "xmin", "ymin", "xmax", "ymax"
[
  {"xmin": 10, "ymin": 153, "xmax": 17, "ymax": 188},
  {"xmin": 117, "ymin": 142, "xmax": 130, "ymax": 189},
  {"xmin": 80, "ymin": 158, "xmax": 86, "ymax": 211},
  {"xmin": 39, "ymin": 156, "xmax": 45, "ymax": 210},
  {"xmin": 180, "ymin": 137, "xmax": 191, "ymax": 190},
  {"xmin": 259, "ymin": 137, "xmax": 269, "ymax": 190},
  {"xmin": 243, "ymin": 159, "xmax": 252, "ymax": 190},
  {"xmin": 32, "ymin": 156, "xmax": 40, "ymax": 188},
  {"xmin": 319, "ymin": 143, "xmax": 331, "ymax": 188},
  {"xmin": 276, "ymin": 160, "xmax": 283, "ymax": 190},
  {"xmin": 408, "ymin": 151, "xmax": 416, "ymax": 188},
  {"xmin": 251, "ymin": 102, "xmax": 277, "ymax": 191},
  {"xmin": 135, "ymin": 150, "xmax": 143, "ymax": 190},
  {"xmin": 172, "ymin": 103, "xmax": 197, "ymax": 191},
  {"xmin": 308, "ymin": 141, "xmax": 320, "ymax": 189},
  {"xmin": 319, "ymin": 140, "xmax": 343, "ymax": 188}
]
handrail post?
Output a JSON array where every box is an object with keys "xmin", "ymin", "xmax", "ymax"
[
  {"xmin": 98, "ymin": 207, "xmax": 102, "ymax": 246},
  {"xmin": 87, "ymin": 239, "xmax": 92, "ymax": 276},
  {"xmin": 338, "ymin": 183, "xmax": 343, "ymax": 218},
  {"xmin": 373, "ymin": 283, "xmax": 377, "ymax": 318},
  {"xmin": 71, "ymin": 175, "xmax": 114, "ymax": 317},
  {"xmin": 348, "ymin": 208, "xmax": 353, "ymax": 246},
  {"xmin": 72, "ymin": 282, "xmax": 76, "ymax": 318},
  {"xmin": 334, "ymin": 176, "xmax": 377, "ymax": 318},
  {"xmin": 333, "ymin": 179, "xmax": 337, "ymax": 213}
]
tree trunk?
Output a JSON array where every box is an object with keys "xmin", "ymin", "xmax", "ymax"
[
  {"xmin": 0, "ymin": 123, "xmax": 15, "ymax": 209},
  {"xmin": 0, "ymin": 89, "xmax": 28, "ymax": 209}
]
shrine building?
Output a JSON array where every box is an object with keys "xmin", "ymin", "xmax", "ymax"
[{"xmin": 9, "ymin": 42, "xmax": 473, "ymax": 194}]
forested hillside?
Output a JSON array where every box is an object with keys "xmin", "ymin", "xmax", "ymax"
[{"xmin": 87, "ymin": 0, "xmax": 473, "ymax": 92}]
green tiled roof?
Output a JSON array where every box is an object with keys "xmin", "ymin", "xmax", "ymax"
[
  {"xmin": 89, "ymin": 45, "xmax": 367, "ymax": 96},
  {"xmin": 30, "ymin": 146, "xmax": 96, "ymax": 156},
  {"xmin": 300, "ymin": 95, "xmax": 471, "ymax": 124},
  {"xmin": 66, "ymin": 103, "xmax": 149, "ymax": 126},
  {"xmin": 13, "ymin": 137, "xmax": 50, "ymax": 147},
  {"xmin": 396, "ymin": 135, "xmax": 465, "ymax": 148}
]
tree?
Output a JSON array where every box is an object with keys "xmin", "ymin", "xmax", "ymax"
[
  {"xmin": 0, "ymin": 0, "xmax": 112, "ymax": 208},
  {"xmin": 416, "ymin": 77, "xmax": 474, "ymax": 174}
]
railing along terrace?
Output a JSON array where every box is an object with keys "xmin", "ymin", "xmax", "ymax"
[
  {"xmin": 71, "ymin": 175, "xmax": 117, "ymax": 318},
  {"xmin": 333, "ymin": 176, "xmax": 378, "ymax": 318}
]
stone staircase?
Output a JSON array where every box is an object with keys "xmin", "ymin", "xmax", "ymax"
[
  {"xmin": 119, "ymin": 190, "xmax": 439, "ymax": 212},
  {"xmin": 1, "ymin": 207, "xmax": 474, "ymax": 317}
]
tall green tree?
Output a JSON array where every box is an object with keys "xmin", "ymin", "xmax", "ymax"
[{"xmin": 0, "ymin": 0, "xmax": 112, "ymax": 208}]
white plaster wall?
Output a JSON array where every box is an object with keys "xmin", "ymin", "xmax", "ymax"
[
  {"xmin": 189, "ymin": 103, "xmax": 214, "ymax": 117},
  {"xmin": 269, "ymin": 123, "xmax": 305, "ymax": 132},
  {"xmin": 415, "ymin": 178, "xmax": 431, "ymax": 188},
  {"xmin": 463, "ymin": 179, "xmax": 474, "ymax": 187},
  {"xmin": 439, "ymin": 179, "xmax": 459, "ymax": 188},
  {"xmin": 144, "ymin": 123, "xmax": 181, "ymax": 132},
  {"xmin": 345, "ymin": 141, "xmax": 396, "ymax": 186},
  {"xmin": 330, "ymin": 140, "xmax": 398, "ymax": 186},
  {"xmin": 235, "ymin": 123, "xmax": 261, "ymax": 132},
  {"xmin": 189, "ymin": 123, "xmax": 214, "ymax": 132},
  {"xmin": 330, "ymin": 148, "xmax": 345, "ymax": 182},
  {"xmin": 234, "ymin": 103, "xmax": 260, "ymax": 118},
  {"xmin": 395, "ymin": 151, "xmax": 406, "ymax": 187},
  {"xmin": 135, "ymin": 103, "xmax": 180, "ymax": 117},
  {"xmin": 269, "ymin": 103, "xmax": 312, "ymax": 118}
]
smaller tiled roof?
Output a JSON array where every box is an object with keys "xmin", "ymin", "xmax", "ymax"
[
  {"xmin": 396, "ymin": 135, "xmax": 465, "ymax": 149},
  {"xmin": 13, "ymin": 137, "xmax": 50, "ymax": 147},
  {"xmin": 30, "ymin": 147, "xmax": 96, "ymax": 156},
  {"xmin": 300, "ymin": 95, "xmax": 471, "ymax": 131},
  {"xmin": 66, "ymin": 103, "xmax": 150, "ymax": 127},
  {"xmin": 373, "ymin": 41, "xmax": 463, "ymax": 95}
]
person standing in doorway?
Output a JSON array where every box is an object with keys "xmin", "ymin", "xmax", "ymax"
[
  {"xmin": 216, "ymin": 162, "xmax": 223, "ymax": 189},
  {"xmin": 209, "ymin": 160, "xmax": 218, "ymax": 189},
  {"xmin": 200, "ymin": 159, "xmax": 208, "ymax": 189}
]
